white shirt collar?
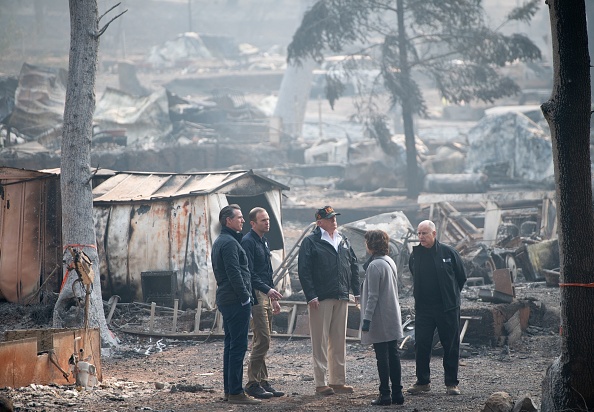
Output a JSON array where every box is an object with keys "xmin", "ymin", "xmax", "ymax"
[{"xmin": 320, "ymin": 226, "xmax": 342, "ymax": 251}]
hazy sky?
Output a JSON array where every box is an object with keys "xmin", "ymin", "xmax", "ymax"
[{"xmin": 0, "ymin": 0, "xmax": 550, "ymax": 74}]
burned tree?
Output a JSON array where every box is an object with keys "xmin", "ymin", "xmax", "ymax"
[
  {"xmin": 287, "ymin": 0, "xmax": 541, "ymax": 198},
  {"xmin": 274, "ymin": 0, "xmax": 317, "ymax": 140},
  {"xmin": 540, "ymin": 0, "xmax": 594, "ymax": 410},
  {"xmin": 52, "ymin": 0, "xmax": 125, "ymax": 347}
]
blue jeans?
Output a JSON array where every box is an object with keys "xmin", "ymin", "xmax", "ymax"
[{"xmin": 218, "ymin": 302, "xmax": 251, "ymax": 395}]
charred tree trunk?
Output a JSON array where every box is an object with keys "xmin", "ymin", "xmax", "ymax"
[
  {"xmin": 52, "ymin": 0, "xmax": 117, "ymax": 348},
  {"xmin": 274, "ymin": 0, "xmax": 316, "ymax": 140},
  {"xmin": 396, "ymin": 0, "xmax": 419, "ymax": 199},
  {"xmin": 273, "ymin": 58, "xmax": 316, "ymax": 139},
  {"xmin": 541, "ymin": 0, "xmax": 594, "ymax": 410}
]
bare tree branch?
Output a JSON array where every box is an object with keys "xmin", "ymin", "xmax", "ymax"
[
  {"xmin": 96, "ymin": 9, "xmax": 127, "ymax": 38},
  {"xmin": 98, "ymin": 2, "xmax": 120, "ymax": 22}
]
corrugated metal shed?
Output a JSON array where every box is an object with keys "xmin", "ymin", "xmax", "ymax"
[
  {"xmin": 0, "ymin": 167, "xmax": 62, "ymax": 303},
  {"xmin": 92, "ymin": 170, "xmax": 290, "ymax": 310}
]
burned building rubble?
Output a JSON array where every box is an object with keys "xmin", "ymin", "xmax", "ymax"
[
  {"xmin": 0, "ymin": 57, "xmax": 289, "ymax": 174},
  {"xmin": 418, "ymin": 191, "xmax": 558, "ymax": 285},
  {"xmin": 465, "ymin": 111, "xmax": 554, "ymax": 186}
]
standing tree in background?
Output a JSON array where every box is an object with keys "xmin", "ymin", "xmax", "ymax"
[
  {"xmin": 52, "ymin": 0, "xmax": 124, "ymax": 347},
  {"xmin": 273, "ymin": 0, "xmax": 317, "ymax": 140},
  {"xmin": 540, "ymin": 0, "xmax": 594, "ymax": 409},
  {"xmin": 287, "ymin": 0, "xmax": 541, "ymax": 198}
]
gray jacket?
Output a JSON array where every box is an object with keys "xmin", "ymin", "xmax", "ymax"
[{"xmin": 360, "ymin": 255, "xmax": 403, "ymax": 345}]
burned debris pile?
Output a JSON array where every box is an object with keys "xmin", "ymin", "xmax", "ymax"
[{"xmin": 0, "ymin": 55, "xmax": 287, "ymax": 172}]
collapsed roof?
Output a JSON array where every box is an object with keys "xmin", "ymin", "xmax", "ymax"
[
  {"xmin": 465, "ymin": 111, "xmax": 554, "ymax": 185},
  {"xmin": 5, "ymin": 63, "xmax": 67, "ymax": 138}
]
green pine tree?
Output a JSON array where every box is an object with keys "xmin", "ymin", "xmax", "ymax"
[{"xmin": 288, "ymin": 0, "xmax": 542, "ymax": 197}]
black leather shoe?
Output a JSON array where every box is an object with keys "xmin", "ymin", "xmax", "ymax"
[
  {"xmin": 245, "ymin": 384, "xmax": 274, "ymax": 399},
  {"xmin": 392, "ymin": 391, "xmax": 405, "ymax": 405},
  {"xmin": 371, "ymin": 394, "xmax": 391, "ymax": 406},
  {"xmin": 261, "ymin": 382, "xmax": 284, "ymax": 397}
]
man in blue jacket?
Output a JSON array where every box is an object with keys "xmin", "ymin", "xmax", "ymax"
[
  {"xmin": 242, "ymin": 207, "xmax": 284, "ymax": 399},
  {"xmin": 211, "ymin": 204, "xmax": 259, "ymax": 405},
  {"xmin": 407, "ymin": 220, "xmax": 467, "ymax": 396},
  {"xmin": 298, "ymin": 206, "xmax": 360, "ymax": 396}
]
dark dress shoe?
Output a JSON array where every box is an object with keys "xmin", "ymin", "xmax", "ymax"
[
  {"xmin": 261, "ymin": 382, "xmax": 284, "ymax": 397},
  {"xmin": 392, "ymin": 391, "xmax": 405, "ymax": 405},
  {"xmin": 245, "ymin": 384, "xmax": 274, "ymax": 399},
  {"xmin": 371, "ymin": 394, "xmax": 391, "ymax": 406}
]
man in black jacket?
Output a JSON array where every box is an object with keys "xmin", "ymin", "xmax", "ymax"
[
  {"xmin": 298, "ymin": 206, "xmax": 360, "ymax": 396},
  {"xmin": 242, "ymin": 207, "xmax": 284, "ymax": 399},
  {"xmin": 211, "ymin": 204, "xmax": 259, "ymax": 405},
  {"xmin": 407, "ymin": 220, "xmax": 466, "ymax": 396}
]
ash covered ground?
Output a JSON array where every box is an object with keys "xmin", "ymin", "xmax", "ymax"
[{"xmin": 0, "ymin": 278, "xmax": 561, "ymax": 412}]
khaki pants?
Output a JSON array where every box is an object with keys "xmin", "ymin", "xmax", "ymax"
[
  {"xmin": 247, "ymin": 290, "xmax": 272, "ymax": 385},
  {"xmin": 308, "ymin": 299, "xmax": 348, "ymax": 387}
]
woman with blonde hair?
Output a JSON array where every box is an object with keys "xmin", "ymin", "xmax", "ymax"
[{"xmin": 360, "ymin": 229, "xmax": 404, "ymax": 406}]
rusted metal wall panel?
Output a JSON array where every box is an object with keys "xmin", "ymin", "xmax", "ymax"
[
  {"xmin": 0, "ymin": 329, "xmax": 101, "ymax": 388},
  {"xmin": 94, "ymin": 207, "xmax": 111, "ymax": 279},
  {"xmin": 0, "ymin": 168, "xmax": 62, "ymax": 303},
  {"xmin": 101, "ymin": 206, "xmax": 133, "ymax": 301},
  {"xmin": 97, "ymin": 202, "xmax": 171, "ymax": 303},
  {"xmin": 41, "ymin": 178, "xmax": 63, "ymax": 298},
  {"xmin": 204, "ymin": 193, "xmax": 228, "ymax": 308},
  {"xmin": 127, "ymin": 202, "xmax": 171, "ymax": 301},
  {"xmin": 0, "ymin": 177, "xmax": 41, "ymax": 302},
  {"xmin": 0, "ymin": 337, "xmax": 37, "ymax": 388},
  {"xmin": 52, "ymin": 329, "xmax": 102, "ymax": 383},
  {"xmin": 170, "ymin": 196, "xmax": 210, "ymax": 309}
]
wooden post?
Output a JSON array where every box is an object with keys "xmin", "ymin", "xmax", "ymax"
[
  {"xmin": 194, "ymin": 299, "xmax": 203, "ymax": 333},
  {"xmin": 172, "ymin": 299, "xmax": 179, "ymax": 333},
  {"xmin": 287, "ymin": 303, "xmax": 298, "ymax": 336},
  {"xmin": 106, "ymin": 295, "xmax": 120, "ymax": 324},
  {"xmin": 149, "ymin": 302, "xmax": 156, "ymax": 333}
]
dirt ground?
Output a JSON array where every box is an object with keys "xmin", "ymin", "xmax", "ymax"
[{"xmin": 0, "ymin": 281, "xmax": 561, "ymax": 412}]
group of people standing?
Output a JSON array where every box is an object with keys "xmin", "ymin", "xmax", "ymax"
[{"xmin": 211, "ymin": 203, "xmax": 467, "ymax": 406}]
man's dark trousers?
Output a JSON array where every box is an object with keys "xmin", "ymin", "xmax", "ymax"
[
  {"xmin": 414, "ymin": 306, "xmax": 460, "ymax": 387},
  {"xmin": 219, "ymin": 302, "xmax": 251, "ymax": 395}
]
